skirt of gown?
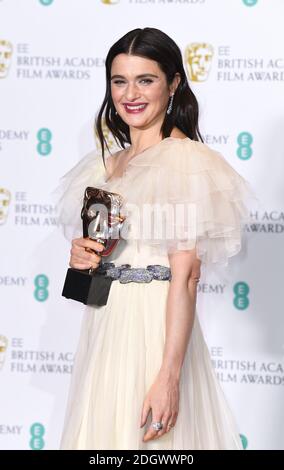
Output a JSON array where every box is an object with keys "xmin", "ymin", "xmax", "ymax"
[
  {"xmin": 56, "ymin": 137, "xmax": 255, "ymax": 450},
  {"xmin": 59, "ymin": 256, "xmax": 243, "ymax": 450}
]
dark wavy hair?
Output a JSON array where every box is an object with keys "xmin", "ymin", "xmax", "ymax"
[{"xmin": 95, "ymin": 27, "xmax": 203, "ymax": 162}]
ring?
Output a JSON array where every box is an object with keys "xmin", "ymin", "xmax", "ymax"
[
  {"xmin": 151, "ymin": 421, "xmax": 163, "ymax": 431},
  {"xmin": 167, "ymin": 423, "xmax": 174, "ymax": 428}
]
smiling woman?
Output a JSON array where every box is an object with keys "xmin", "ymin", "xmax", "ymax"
[
  {"xmin": 110, "ymin": 56, "xmax": 174, "ymax": 123},
  {"xmin": 58, "ymin": 27, "xmax": 254, "ymax": 451},
  {"xmin": 96, "ymin": 27, "xmax": 203, "ymax": 160}
]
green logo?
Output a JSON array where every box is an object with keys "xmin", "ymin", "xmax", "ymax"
[
  {"xmin": 30, "ymin": 422, "xmax": 45, "ymax": 450},
  {"xmin": 240, "ymin": 433, "xmax": 248, "ymax": 449},
  {"xmin": 237, "ymin": 132, "xmax": 253, "ymax": 160},
  {"xmin": 34, "ymin": 274, "xmax": 49, "ymax": 302},
  {"xmin": 233, "ymin": 282, "xmax": 249, "ymax": 310},
  {"xmin": 37, "ymin": 128, "xmax": 52, "ymax": 156},
  {"xmin": 243, "ymin": 0, "xmax": 258, "ymax": 6},
  {"xmin": 39, "ymin": 0, "xmax": 54, "ymax": 5}
]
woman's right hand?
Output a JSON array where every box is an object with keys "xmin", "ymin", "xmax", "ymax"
[{"xmin": 69, "ymin": 237, "xmax": 104, "ymax": 271}]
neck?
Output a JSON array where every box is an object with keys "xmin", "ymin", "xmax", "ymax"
[{"xmin": 128, "ymin": 123, "xmax": 164, "ymax": 158}]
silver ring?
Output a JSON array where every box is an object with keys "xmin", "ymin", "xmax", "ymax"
[{"xmin": 151, "ymin": 421, "xmax": 163, "ymax": 431}]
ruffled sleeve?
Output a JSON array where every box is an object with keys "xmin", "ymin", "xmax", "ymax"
[
  {"xmin": 112, "ymin": 137, "xmax": 258, "ymax": 266},
  {"xmin": 52, "ymin": 150, "xmax": 107, "ymax": 242}
]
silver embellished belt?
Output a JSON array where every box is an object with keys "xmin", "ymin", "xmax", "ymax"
[{"xmin": 96, "ymin": 262, "xmax": 172, "ymax": 283}]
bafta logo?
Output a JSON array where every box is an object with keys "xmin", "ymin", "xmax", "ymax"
[
  {"xmin": 0, "ymin": 40, "xmax": 13, "ymax": 79},
  {"xmin": 95, "ymin": 119, "xmax": 119, "ymax": 153},
  {"xmin": 0, "ymin": 335, "xmax": 8, "ymax": 371},
  {"xmin": 185, "ymin": 42, "xmax": 214, "ymax": 82},
  {"xmin": 0, "ymin": 188, "xmax": 11, "ymax": 224},
  {"xmin": 101, "ymin": 0, "xmax": 120, "ymax": 4}
]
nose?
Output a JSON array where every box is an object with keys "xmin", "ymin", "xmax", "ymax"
[{"xmin": 124, "ymin": 81, "xmax": 141, "ymax": 101}]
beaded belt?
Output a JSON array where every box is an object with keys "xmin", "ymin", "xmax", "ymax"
[{"xmin": 96, "ymin": 262, "xmax": 172, "ymax": 283}]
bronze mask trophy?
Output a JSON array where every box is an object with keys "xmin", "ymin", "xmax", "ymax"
[{"xmin": 62, "ymin": 187, "xmax": 126, "ymax": 306}]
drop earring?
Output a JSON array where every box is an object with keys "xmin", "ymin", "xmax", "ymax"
[{"xmin": 166, "ymin": 94, "xmax": 174, "ymax": 115}]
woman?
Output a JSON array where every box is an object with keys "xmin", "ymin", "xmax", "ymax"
[{"xmin": 58, "ymin": 27, "xmax": 253, "ymax": 450}]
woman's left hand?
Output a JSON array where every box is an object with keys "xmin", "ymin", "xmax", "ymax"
[{"xmin": 140, "ymin": 371, "xmax": 180, "ymax": 442}]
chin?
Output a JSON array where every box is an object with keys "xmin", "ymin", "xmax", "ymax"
[{"xmin": 122, "ymin": 116, "xmax": 150, "ymax": 128}]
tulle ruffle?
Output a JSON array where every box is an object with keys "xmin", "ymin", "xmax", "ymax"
[
  {"xmin": 53, "ymin": 137, "xmax": 258, "ymax": 266},
  {"xmin": 101, "ymin": 137, "xmax": 258, "ymax": 266},
  {"xmin": 52, "ymin": 150, "xmax": 108, "ymax": 241}
]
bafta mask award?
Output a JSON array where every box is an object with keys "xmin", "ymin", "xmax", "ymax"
[{"xmin": 62, "ymin": 186, "xmax": 126, "ymax": 306}]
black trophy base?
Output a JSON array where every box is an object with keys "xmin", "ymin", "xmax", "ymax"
[{"xmin": 62, "ymin": 268, "xmax": 113, "ymax": 307}]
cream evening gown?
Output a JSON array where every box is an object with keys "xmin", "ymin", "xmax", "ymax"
[{"xmin": 57, "ymin": 137, "xmax": 254, "ymax": 450}]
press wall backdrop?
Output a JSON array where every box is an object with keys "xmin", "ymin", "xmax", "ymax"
[{"xmin": 0, "ymin": 0, "xmax": 283, "ymax": 450}]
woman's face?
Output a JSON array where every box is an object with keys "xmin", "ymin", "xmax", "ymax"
[{"xmin": 110, "ymin": 54, "xmax": 176, "ymax": 131}]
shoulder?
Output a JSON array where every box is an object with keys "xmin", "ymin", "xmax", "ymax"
[
  {"xmin": 169, "ymin": 135, "xmax": 217, "ymax": 155},
  {"xmin": 168, "ymin": 129, "xmax": 219, "ymax": 158},
  {"xmin": 153, "ymin": 137, "xmax": 248, "ymax": 192},
  {"xmin": 57, "ymin": 148, "xmax": 107, "ymax": 197},
  {"xmin": 161, "ymin": 137, "xmax": 224, "ymax": 168}
]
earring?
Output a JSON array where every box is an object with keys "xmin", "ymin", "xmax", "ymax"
[
  {"xmin": 166, "ymin": 94, "xmax": 174, "ymax": 115},
  {"xmin": 115, "ymin": 110, "xmax": 118, "ymax": 116}
]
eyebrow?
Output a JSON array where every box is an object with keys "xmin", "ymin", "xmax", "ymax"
[{"xmin": 111, "ymin": 73, "xmax": 159, "ymax": 80}]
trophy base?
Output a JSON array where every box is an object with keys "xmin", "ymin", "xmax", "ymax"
[{"xmin": 62, "ymin": 268, "xmax": 113, "ymax": 307}]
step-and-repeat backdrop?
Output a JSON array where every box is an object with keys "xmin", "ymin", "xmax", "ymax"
[{"xmin": 1, "ymin": 0, "xmax": 283, "ymax": 450}]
